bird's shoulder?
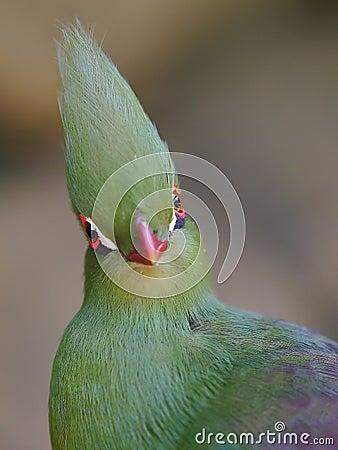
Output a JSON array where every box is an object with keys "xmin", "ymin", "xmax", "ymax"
[{"xmin": 182, "ymin": 303, "xmax": 338, "ymax": 448}]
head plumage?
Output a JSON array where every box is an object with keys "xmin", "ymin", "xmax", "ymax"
[
  {"xmin": 57, "ymin": 22, "xmax": 179, "ymax": 256},
  {"xmin": 57, "ymin": 21, "xmax": 174, "ymax": 219}
]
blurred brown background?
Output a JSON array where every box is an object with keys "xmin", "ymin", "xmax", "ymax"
[{"xmin": 1, "ymin": 1, "xmax": 338, "ymax": 449}]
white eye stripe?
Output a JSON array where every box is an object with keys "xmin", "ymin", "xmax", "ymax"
[
  {"xmin": 84, "ymin": 216, "xmax": 117, "ymax": 251},
  {"xmin": 168, "ymin": 207, "xmax": 177, "ymax": 233}
]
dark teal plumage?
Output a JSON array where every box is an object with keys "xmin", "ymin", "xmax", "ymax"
[{"xmin": 49, "ymin": 22, "xmax": 338, "ymax": 450}]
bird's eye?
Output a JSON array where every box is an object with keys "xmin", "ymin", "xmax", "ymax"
[
  {"xmin": 79, "ymin": 214, "xmax": 101, "ymax": 249},
  {"xmin": 171, "ymin": 183, "xmax": 186, "ymax": 231},
  {"xmin": 79, "ymin": 213, "xmax": 117, "ymax": 253}
]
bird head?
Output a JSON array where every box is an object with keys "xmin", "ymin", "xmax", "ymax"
[{"xmin": 58, "ymin": 23, "xmax": 208, "ymax": 296}]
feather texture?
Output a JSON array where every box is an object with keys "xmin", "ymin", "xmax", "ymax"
[{"xmin": 49, "ymin": 22, "xmax": 338, "ymax": 450}]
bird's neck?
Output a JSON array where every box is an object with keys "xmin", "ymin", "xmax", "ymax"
[
  {"xmin": 55, "ymin": 249, "xmax": 229, "ymax": 449},
  {"xmin": 82, "ymin": 248, "xmax": 216, "ymax": 331}
]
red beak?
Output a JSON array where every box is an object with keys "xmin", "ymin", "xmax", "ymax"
[{"xmin": 126, "ymin": 215, "xmax": 168, "ymax": 265}]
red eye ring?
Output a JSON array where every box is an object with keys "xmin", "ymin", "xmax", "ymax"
[
  {"xmin": 79, "ymin": 213, "xmax": 101, "ymax": 248},
  {"xmin": 89, "ymin": 238, "xmax": 101, "ymax": 249},
  {"xmin": 79, "ymin": 213, "xmax": 87, "ymax": 226}
]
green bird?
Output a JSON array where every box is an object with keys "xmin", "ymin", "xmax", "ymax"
[{"xmin": 49, "ymin": 23, "xmax": 338, "ymax": 450}]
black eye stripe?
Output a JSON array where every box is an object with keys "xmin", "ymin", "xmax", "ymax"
[{"xmin": 85, "ymin": 223, "xmax": 91, "ymax": 239}]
